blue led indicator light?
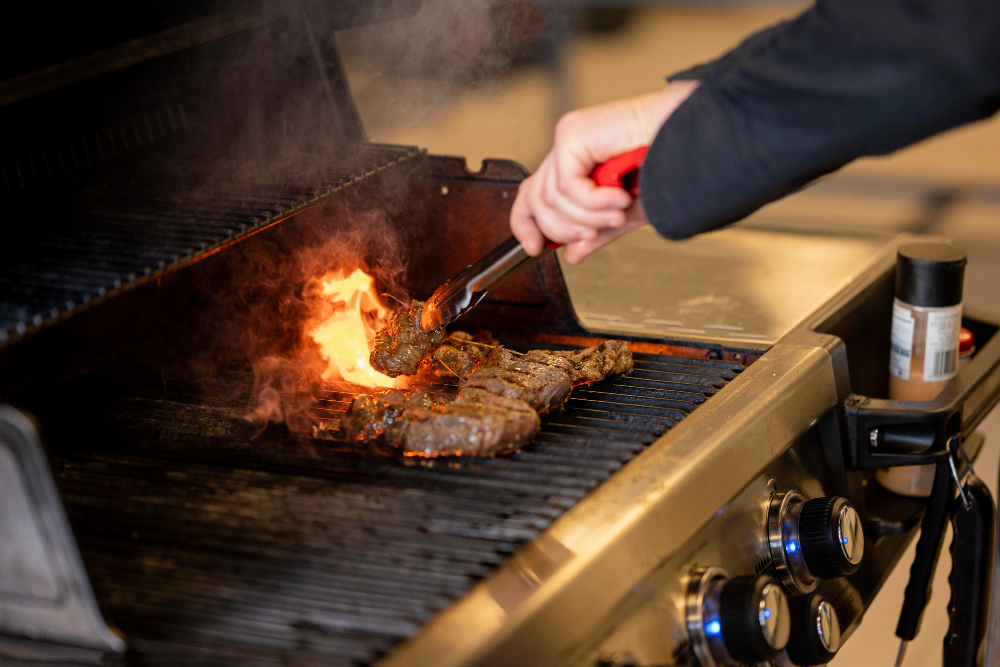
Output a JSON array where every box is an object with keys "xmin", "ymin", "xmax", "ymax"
[
  {"xmin": 762, "ymin": 609, "xmax": 772, "ymax": 619},
  {"xmin": 786, "ymin": 541, "xmax": 798, "ymax": 553},
  {"xmin": 706, "ymin": 620, "xmax": 721, "ymax": 636},
  {"xmin": 843, "ymin": 537, "xmax": 849, "ymax": 544}
]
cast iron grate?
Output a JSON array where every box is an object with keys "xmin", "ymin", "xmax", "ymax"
[
  {"xmin": 35, "ymin": 347, "xmax": 743, "ymax": 665},
  {"xmin": 0, "ymin": 141, "xmax": 421, "ymax": 348}
]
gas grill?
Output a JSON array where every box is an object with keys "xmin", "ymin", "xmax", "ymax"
[{"xmin": 3, "ymin": 4, "xmax": 1000, "ymax": 667}]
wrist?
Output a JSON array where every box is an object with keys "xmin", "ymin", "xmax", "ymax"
[{"xmin": 640, "ymin": 80, "xmax": 699, "ymax": 143}]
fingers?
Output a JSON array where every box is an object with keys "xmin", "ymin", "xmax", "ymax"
[
  {"xmin": 560, "ymin": 204, "xmax": 650, "ymax": 264},
  {"xmin": 510, "ymin": 179, "xmax": 546, "ymax": 256},
  {"xmin": 510, "ymin": 169, "xmax": 600, "ymax": 255}
]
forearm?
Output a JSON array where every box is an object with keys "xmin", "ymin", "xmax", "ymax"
[{"xmin": 642, "ymin": 0, "xmax": 1000, "ymax": 240}]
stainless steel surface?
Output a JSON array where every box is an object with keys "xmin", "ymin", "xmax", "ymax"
[
  {"xmin": 759, "ymin": 583, "xmax": 791, "ymax": 650},
  {"xmin": 0, "ymin": 406, "xmax": 123, "ymax": 653},
  {"xmin": 768, "ymin": 491, "xmax": 818, "ymax": 594},
  {"xmin": 421, "ymin": 236, "xmax": 555, "ymax": 331},
  {"xmin": 385, "ymin": 231, "xmax": 1000, "ymax": 667},
  {"xmin": 838, "ymin": 505, "xmax": 864, "ymax": 566},
  {"xmin": 559, "ymin": 226, "xmax": 888, "ymax": 344},
  {"xmin": 816, "ymin": 600, "xmax": 841, "ymax": 652},
  {"xmin": 383, "ymin": 342, "xmax": 840, "ymax": 667}
]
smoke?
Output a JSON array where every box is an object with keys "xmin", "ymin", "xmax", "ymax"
[
  {"xmin": 336, "ymin": 0, "xmax": 553, "ymax": 134},
  {"xmin": 241, "ymin": 205, "xmax": 409, "ymax": 435},
  {"xmin": 140, "ymin": 0, "xmax": 553, "ymax": 435}
]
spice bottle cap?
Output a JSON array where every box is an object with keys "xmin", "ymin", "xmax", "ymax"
[
  {"xmin": 960, "ymin": 327, "xmax": 974, "ymax": 354},
  {"xmin": 895, "ymin": 244, "xmax": 966, "ymax": 307}
]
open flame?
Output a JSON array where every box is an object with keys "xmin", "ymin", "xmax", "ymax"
[{"xmin": 309, "ymin": 268, "xmax": 395, "ymax": 388}]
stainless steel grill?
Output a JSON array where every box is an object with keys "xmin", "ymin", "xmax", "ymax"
[{"xmin": 29, "ymin": 347, "xmax": 742, "ymax": 665}]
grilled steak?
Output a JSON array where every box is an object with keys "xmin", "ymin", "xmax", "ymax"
[
  {"xmin": 431, "ymin": 330, "xmax": 499, "ymax": 379},
  {"xmin": 459, "ymin": 348, "xmax": 574, "ymax": 415},
  {"xmin": 340, "ymin": 389, "xmax": 442, "ymax": 440},
  {"xmin": 350, "ymin": 337, "xmax": 633, "ymax": 457},
  {"xmin": 524, "ymin": 340, "xmax": 633, "ymax": 384},
  {"xmin": 370, "ymin": 301, "xmax": 445, "ymax": 377},
  {"xmin": 386, "ymin": 394, "xmax": 540, "ymax": 457}
]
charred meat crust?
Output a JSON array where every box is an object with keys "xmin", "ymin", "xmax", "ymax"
[
  {"xmin": 347, "ymin": 337, "xmax": 633, "ymax": 457},
  {"xmin": 340, "ymin": 389, "xmax": 442, "ymax": 440},
  {"xmin": 524, "ymin": 340, "xmax": 633, "ymax": 384},
  {"xmin": 369, "ymin": 301, "xmax": 445, "ymax": 378},
  {"xmin": 431, "ymin": 331, "xmax": 499, "ymax": 379},
  {"xmin": 460, "ymin": 348, "xmax": 573, "ymax": 415},
  {"xmin": 386, "ymin": 394, "xmax": 540, "ymax": 457}
]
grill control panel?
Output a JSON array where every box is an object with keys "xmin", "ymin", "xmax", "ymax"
[
  {"xmin": 768, "ymin": 492, "xmax": 864, "ymax": 593},
  {"xmin": 578, "ymin": 446, "xmax": 865, "ymax": 667},
  {"xmin": 685, "ymin": 568, "xmax": 790, "ymax": 667}
]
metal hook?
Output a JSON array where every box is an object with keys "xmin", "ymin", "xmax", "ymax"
[{"xmin": 947, "ymin": 435, "xmax": 974, "ymax": 511}]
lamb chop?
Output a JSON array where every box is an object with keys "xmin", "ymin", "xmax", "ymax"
[
  {"xmin": 386, "ymin": 394, "xmax": 540, "ymax": 457},
  {"xmin": 370, "ymin": 301, "xmax": 445, "ymax": 377},
  {"xmin": 340, "ymin": 389, "xmax": 442, "ymax": 440},
  {"xmin": 524, "ymin": 340, "xmax": 633, "ymax": 384}
]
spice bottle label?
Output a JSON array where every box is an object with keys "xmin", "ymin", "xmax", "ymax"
[
  {"xmin": 923, "ymin": 305, "xmax": 962, "ymax": 381},
  {"xmin": 890, "ymin": 302, "xmax": 915, "ymax": 380}
]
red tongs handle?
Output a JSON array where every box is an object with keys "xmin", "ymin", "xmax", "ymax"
[
  {"xmin": 543, "ymin": 146, "xmax": 649, "ymax": 250},
  {"xmin": 589, "ymin": 145, "xmax": 649, "ymax": 197}
]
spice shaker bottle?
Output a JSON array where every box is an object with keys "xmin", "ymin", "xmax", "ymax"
[{"xmin": 877, "ymin": 243, "xmax": 966, "ymax": 497}]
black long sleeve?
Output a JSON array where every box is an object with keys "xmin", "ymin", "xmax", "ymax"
[{"xmin": 640, "ymin": 0, "xmax": 1000, "ymax": 240}]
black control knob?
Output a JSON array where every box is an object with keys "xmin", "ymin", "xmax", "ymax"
[
  {"xmin": 717, "ymin": 574, "xmax": 791, "ymax": 663},
  {"xmin": 799, "ymin": 496, "xmax": 864, "ymax": 579},
  {"xmin": 785, "ymin": 593, "xmax": 841, "ymax": 666}
]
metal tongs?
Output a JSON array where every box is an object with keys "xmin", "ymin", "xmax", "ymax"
[{"xmin": 420, "ymin": 146, "xmax": 649, "ymax": 332}]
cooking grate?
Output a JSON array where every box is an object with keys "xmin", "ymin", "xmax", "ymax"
[
  {"xmin": 0, "ymin": 141, "xmax": 421, "ymax": 347},
  {"xmin": 32, "ymin": 346, "xmax": 742, "ymax": 665}
]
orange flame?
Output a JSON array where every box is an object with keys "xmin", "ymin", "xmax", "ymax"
[{"xmin": 309, "ymin": 268, "xmax": 394, "ymax": 388}]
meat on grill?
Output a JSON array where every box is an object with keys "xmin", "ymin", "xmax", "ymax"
[
  {"xmin": 524, "ymin": 340, "xmax": 634, "ymax": 384},
  {"xmin": 369, "ymin": 301, "xmax": 444, "ymax": 377},
  {"xmin": 346, "ymin": 338, "xmax": 633, "ymax": 457},
  {"xmin": 340, "ymin": 389, "xmax": 442, "ymax": 440},
  {"xmin": 432, "ymin": 330, "xmax": 499, "ymax": 379},
  {"xmin": 386, "ymin": 394, "xmax": 540, "ymax": 457},
  {"xmin": 459, "ymin": 348, "xmax": 574, "ymax": 415}
]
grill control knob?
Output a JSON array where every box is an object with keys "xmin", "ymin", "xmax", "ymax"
[
  {"xmin": 785, "ymin": 593, "xmax": 842, "ymax": 666},
  {"xmin": 686, "ymin": 568, "xmax": 790, "ymax": 666},
  {"xmin": 769, "ymin": 492, "xmax": 864, "ymax": 593},
  {"xmin": 799, "ymin": 496, "xmax": 863, "ymax": 579}
]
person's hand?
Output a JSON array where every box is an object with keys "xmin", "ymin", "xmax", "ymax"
[{"xmin": 510, "ymin": 80, "xmax": 698, "ymax": 264}]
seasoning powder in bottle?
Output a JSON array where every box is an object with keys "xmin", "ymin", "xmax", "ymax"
[{"xmin": 877, "ymin": 243, "xmax": 966, "ymax": 497}]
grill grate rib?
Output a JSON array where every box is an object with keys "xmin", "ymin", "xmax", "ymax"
[{"xmin": 32, "ymin": 349, "xmax": 743, "ymax": 665}]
